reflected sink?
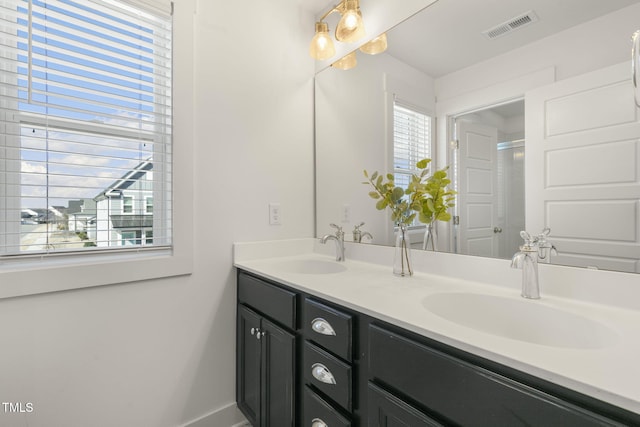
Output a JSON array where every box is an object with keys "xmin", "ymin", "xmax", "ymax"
[
  {"xmin": 275, "ymin": 259, "xmax": 347, "ymax": 274},
  {"xmin": 423, "ymin": 292, "xmax": 618, "ymax": 349}
]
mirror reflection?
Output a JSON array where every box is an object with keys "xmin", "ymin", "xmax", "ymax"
[{"xmin": 315, "ymin": 0, "xmax": 640, "ymax": 273}]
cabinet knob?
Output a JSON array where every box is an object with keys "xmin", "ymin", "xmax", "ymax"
[
  {"xmin": 311, "ymin": 418, "xmax": 328, "ymax": 427},
  {"xmin": 311, "ymin": 363, "xmax": 336, "ymax": 385},
  {"xmin": 256, "ymin": 331, "xmax": 265, "ymax": 340},
  {"xmin": 250, "ymin": 327, "xmax": 256, "ymax": 335},
  {"xmin": 311, "ymin": 317, "xmax": 336, "ymax": 336}
]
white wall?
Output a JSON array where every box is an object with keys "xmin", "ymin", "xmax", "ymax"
[{"xmin": 0, "ymin": 1, "xmax": 315, "ymax": 427}]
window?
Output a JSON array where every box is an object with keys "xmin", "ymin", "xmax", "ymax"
[
  {"xmin": 393, "ymin": 100, "xmax": 432, "ymax": 189},
  {"xmin": 393, "ymin": 100, "xmax": 432, "ymax": 188},
  {"xmin": 0, "ymin": 0, "xmax": 172, "ymax": 257},
  {"xmin": 122, "ymin": 196, "xmax": 134, "ymax": 214}
]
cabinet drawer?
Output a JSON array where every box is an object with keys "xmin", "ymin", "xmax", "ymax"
[
  {"xmin": 303, "ymin": 298, "xmax": 353, "ymax": 361},
  {"xmin": 368, "ymin": 382, "xmax": 443, "ymax": 427},
  {"xmin": 303, "ymin": 385, "xmax": 351, "ymax": 427},
  {"xmin": 238, "ymin": 271, "xmax": 297, "ymax": 329},
  {"xmin": 303, "ymin": 341, "xmax": 352, "ymax": 412},
  {"xmin": 369, "ymin": 324, "xmax": 623, "ymax": 427}
]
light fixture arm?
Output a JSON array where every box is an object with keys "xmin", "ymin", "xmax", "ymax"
[{"xmin": 318, "ymin": 2, "xmax": 344, "ymax": 23}]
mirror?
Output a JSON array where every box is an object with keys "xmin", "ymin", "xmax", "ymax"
[{"xmin": 315, "ymin": 0, "xmax": 640, "ymax": 273}]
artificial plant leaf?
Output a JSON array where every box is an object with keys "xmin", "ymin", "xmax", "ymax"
[
  {"xmin": 391, "ymin": 186, "xmax": 405, "ymax": 202},
  {"xmin": 437, "ymin": 212, "xmax": 452, "ymax": 222},
  {"xmin": 416, "ymin": 158, "xmax": 431, "ymax": 169}
]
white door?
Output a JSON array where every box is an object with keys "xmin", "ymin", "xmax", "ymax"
[
  {"xmin": 456, "ymin": 120, "xmax": 499, "ymax": 257},
  {"xmin": 526, "ymin": 62, "xmax": 640, "ymax": 272}
]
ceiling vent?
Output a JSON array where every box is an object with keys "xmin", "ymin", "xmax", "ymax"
[{"xmin": 482, "ymin": 10, "xmax": 539, "ymax": 40}]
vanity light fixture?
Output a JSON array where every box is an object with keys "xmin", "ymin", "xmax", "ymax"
[
  {"xmin": 309, "ymin": 0, "xmax": 369, "ymax": 61},
  {"xmin": 359, "ymin": 32, "xmax": 387, "ymax": 55},
  {"xmin": 309, "ymin": 22, "xmax": 335, "ymax": 60},
  {"xmin": 331, "ymin": 51, "xmax": 357, "ymax": 70},
  {"xmin": 335, "ymin": 0, "xmax": 365, "ymax": 42}
]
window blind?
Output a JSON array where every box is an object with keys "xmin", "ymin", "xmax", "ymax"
[
  {"xmin": 0, "ymin": 0, "xmax": 172, "ymax": 256},
  {"xmin": 393, "ymin": 100, "xmax": 431, "ymax": 189}
]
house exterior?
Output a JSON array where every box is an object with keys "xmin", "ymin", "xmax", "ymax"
[
  {"xmin": 67, "ymin": 199, "xmax": 97, "ymax": 233},
  {"xmin": 93, "ymin": 159, "xmax": 154, "ymax": 247}
]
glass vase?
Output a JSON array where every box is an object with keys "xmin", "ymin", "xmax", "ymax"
[
  {"xmin": 423, "ymin": 221, "xmax": 438, "ymax": 251},
  {"xmin": 393, "ymin": 224, "xmax": 413, "ymax": 277}
]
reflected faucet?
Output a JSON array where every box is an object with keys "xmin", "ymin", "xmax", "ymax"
[
  {"xmin": 352, "ymin": 222, "xmax": 373, "ymax": 243},
  {"xmin": 511, "ymin": 229, "xmax": 556, "ymax": 299},
  {"xmin": 320, "ymin": 223, "xmax": 345, "ymax": 261}
]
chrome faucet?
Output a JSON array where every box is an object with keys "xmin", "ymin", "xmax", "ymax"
[
  {"xmin": 511, "ymin": 229, "xmax": 557, "ymax": 299},
  {"xmin": 352, "ymin": 222, "xmax": 373, "ymax": 243},
  {"xmin": 320, "ymin": 223, "xmax": 345, "ymax": 261}
]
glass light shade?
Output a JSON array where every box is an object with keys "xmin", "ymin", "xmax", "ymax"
[
  {"xmin": 331, "ymin": 51, "xmax": 357, "ymax": 70},
  {"xmin": 335, "ymin": 1, "xmax": 365, "ymax": 43},
  {"xmin": 309, "ymin": 22, "xmax": 335, "ymax": 60},
  {"xmin": 359, "ymin": 33, "xmax": 387, "ymax": 55}
]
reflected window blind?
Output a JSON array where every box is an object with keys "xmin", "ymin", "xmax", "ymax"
[
  {"xmin": 393, "ymin": 100, "xmax": 431, "ymax": 189},
  {"xmin": 0, "ymin": 0, "xmax": 172, "ymax": 256}
]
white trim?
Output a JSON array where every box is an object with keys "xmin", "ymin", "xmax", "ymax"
[
  {"xmin": 180, "ymin": 402, "xmax": 248, "ymax": 427},
  {"xmin": 0, "ymin": 0, "xmax": 194, "ymax": 299}
]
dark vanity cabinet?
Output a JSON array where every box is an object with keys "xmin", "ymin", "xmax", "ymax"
[
  {"xmin": 237, "ymin": 273, "xmax": 297, "ymax": 426},
  {"xmin": 367, "ymin": 323, "xmax": 634, "ymax": 426},
  {"xmin": 236, "ymin": 270, "xmax": 640, "ymax": 427}
]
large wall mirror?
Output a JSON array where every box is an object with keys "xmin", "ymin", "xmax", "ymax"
[{"xmin": 315, "ymin": 0, "xmax": 640, "ymax": 273}]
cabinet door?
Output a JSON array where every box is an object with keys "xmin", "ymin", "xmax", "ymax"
[
  {"xmin": 237, "ymin": 305, "xmax": 262, "ymax": 426},
  {"xmin": 368, "ymin": 382, "xmax": 442, "ymax": 427},
  {"xmin": 261, "ymin": 317, "xmax": 296, "ymax": 427}
]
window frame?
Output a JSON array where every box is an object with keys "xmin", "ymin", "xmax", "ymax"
[{"xmin": 0, "ymin": 0, "xmax": 195, "ymax": 300}]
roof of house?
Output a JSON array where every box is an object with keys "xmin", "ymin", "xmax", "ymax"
[{"xmin": 94, "ymin": 158, "xmax": 153, "ymax": 201}]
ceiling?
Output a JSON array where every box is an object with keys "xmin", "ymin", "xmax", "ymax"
[{"xmin": 385, "ymin": 0, "xmax": 640, "ymax": 77}]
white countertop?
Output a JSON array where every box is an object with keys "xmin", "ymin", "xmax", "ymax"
[{"xmin": 233, "ymin": 238, "xmax": 640, "ymax": 415}]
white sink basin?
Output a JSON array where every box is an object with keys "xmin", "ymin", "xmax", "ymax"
[
  {"xmin": 275, "ymin": 259, "xmax": 347, "ymax": 274},
  {"xmin": 423, "ymin": 292, "xmax": 618, "ymax": 349}
]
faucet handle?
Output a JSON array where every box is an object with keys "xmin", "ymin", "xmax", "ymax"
[
  {"xmin": 353, "ymin": 222, "xmax": 365, "ymax": 231},
  {"xmin": 519, "ymin": 230, "xmax": 534, "ymax": 244},
  {"xmin": 329, "ymin": 223, "xmax": 344, "ymax": 237},
  {"xmin": 536, "ymin": 227, "xmax": 557, "ymax": 261}
]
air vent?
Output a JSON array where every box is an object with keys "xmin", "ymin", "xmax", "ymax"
[{"xmin": 482, "ymin": 10, "xmax": 539, "ymax": 40}]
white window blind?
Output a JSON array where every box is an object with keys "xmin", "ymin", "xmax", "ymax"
[
  {"xmin": 393, "ymin": 100, "xmax": 432, "ymax": 189},
  {"xmin": 0, "ymin": 0, "xmax": 172, "ymax": 257}
]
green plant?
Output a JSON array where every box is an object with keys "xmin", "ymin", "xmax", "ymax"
[
  {"xmin": 417, "ymin": 165, "xmax": 456, "ymax": 225},
  {"xmin": 363, "ymin": 159, "xmax": 455, "ymax": 226}
]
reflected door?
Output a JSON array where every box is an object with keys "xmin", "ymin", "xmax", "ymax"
[
  {"xmin": 526, "ymin": 61, "xmax": 640, "ymax": 272},
  {"xmin": 456, "ymin": 120, "xmax": 499, "ymax": 257}
]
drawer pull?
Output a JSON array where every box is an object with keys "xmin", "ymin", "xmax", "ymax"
[
  {"xmin": 311, "ymin": 418, "xmax": 328, "ymax": 427},
  {"xmin": 311, "ymin": 363, "xmax": 336, "ymax": 385},
  {"xmin": 311, "ymin": 317, "xmax": 336, "ymax": 336}
]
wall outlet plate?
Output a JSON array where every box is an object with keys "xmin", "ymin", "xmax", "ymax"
[{"xmin": 269, "ymin": 203, "xmax": 281, "ymax": 225}]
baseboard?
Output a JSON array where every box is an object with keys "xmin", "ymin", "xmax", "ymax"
[{"xmin": 181, "ymin": 402, "xmax": 248, "ymax": 427}]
